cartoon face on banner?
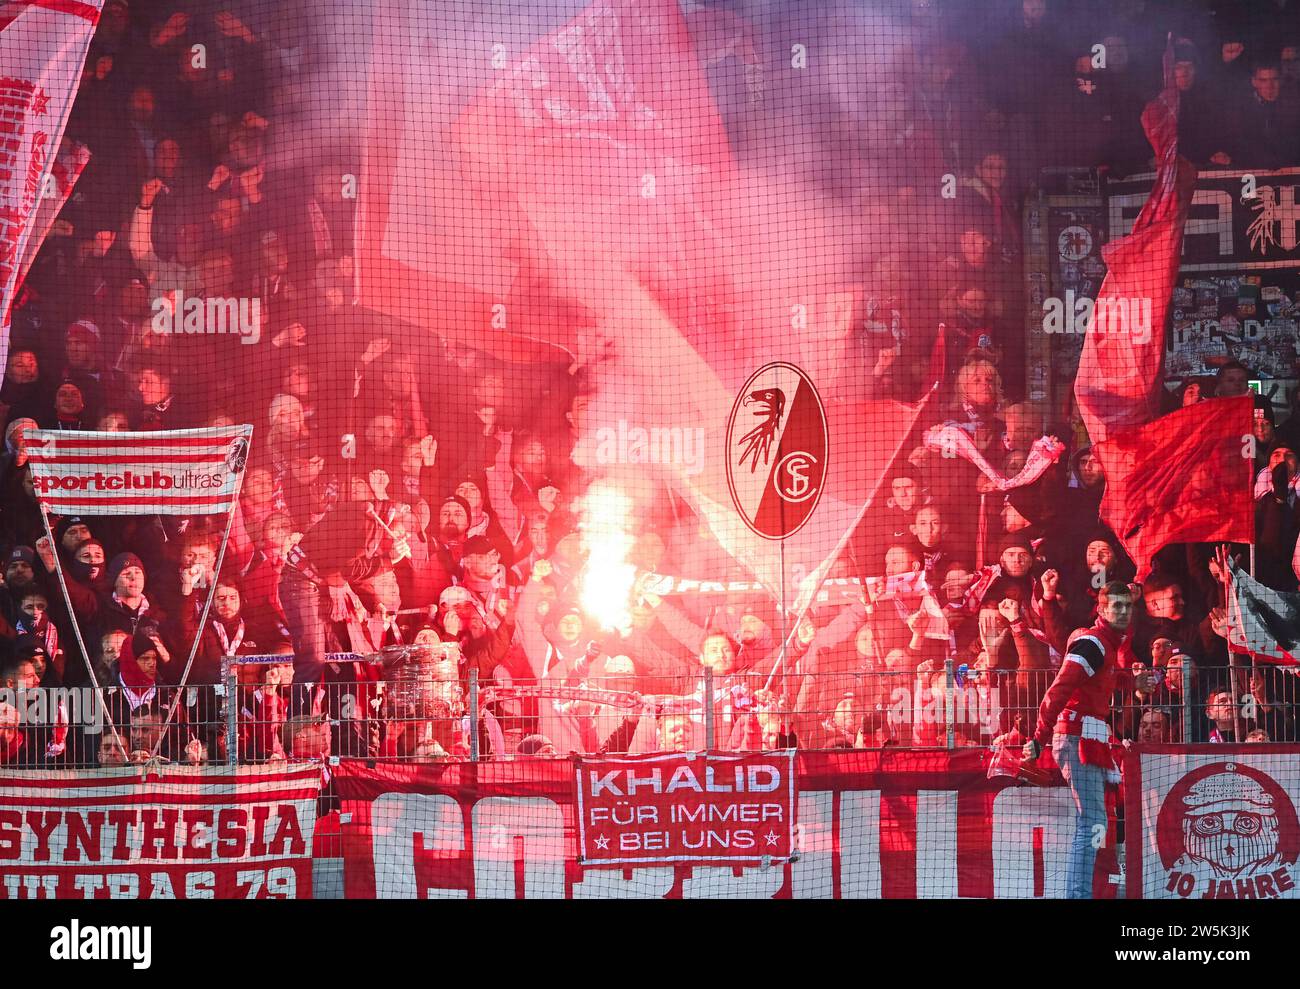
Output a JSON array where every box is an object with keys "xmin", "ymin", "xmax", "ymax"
[
  {"xmin": 1156, "ymin": 761, "xmax": 1300, "ymax": 898},
  {"xmin": 726, "ymin": 362, "xmax": 827, "ymax": 540}
]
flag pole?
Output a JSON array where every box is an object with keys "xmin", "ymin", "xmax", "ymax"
[
  {"xmin": 149, "ymin": 426, "xmax": 254, "ymax": 761},
  {"xmin": 1244, "ymin": 441, "xmax": 1256, "ymax": 740},
  {"xmin": 1218, "ymin": 545, "xmax": 1243, "ymax": 743},
  {"xmin": 1247, "ymin": 432, "xmax": 1256, "ymax": 578},
  {"xmin": 37, "ymin": 505, "xmax": 122, "ymax": 750},
  {"xmin": 759, "ymin": 330, "xmax": 947, "ymax": 694}
]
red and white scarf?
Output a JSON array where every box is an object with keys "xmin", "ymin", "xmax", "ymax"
[
  {"xmin": 212, "ymin": 618, "xmax": 246, "ymax": 656},
  {"xmin": 923, "ymin": 426, "xmax": 1065, "ymax": 491}
]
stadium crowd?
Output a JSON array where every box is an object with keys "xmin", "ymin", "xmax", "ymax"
[{"xmin": 0, "ymin": 0, "xmax": 1298, "ymax": 768}]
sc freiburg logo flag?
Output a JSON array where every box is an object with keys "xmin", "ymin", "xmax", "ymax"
[{"xmin": 726, "ymin": 363, "xmax": 827, "ymax": 540}]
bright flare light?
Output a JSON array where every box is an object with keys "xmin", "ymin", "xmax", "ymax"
[{"xmin": 578, "ymin": 481, "xmax": 638, "ymax": 634}]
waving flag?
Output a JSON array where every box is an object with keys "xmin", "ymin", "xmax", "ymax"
[
  {"xmin": 0, "ymin": 0, "xmax": 103, "ymax": 370},
  {"xmin": 1225, "ymin": 561, "xmax": 1300, "ymax": 667},
  {"xmin": 362, "ymin": 0, "xmax": 939, "ymax": 616},
  {"xmin": 15, "ymin": 136, "xmax": 88, "ymax": 289},
  {"xmin": 25, "ymin": 426, "xmax": 253, "ymax": 515},
  {"xmin": 1074, "ymin": 36, "xmax": 1196, "ymax": 444},
  {"xmin": 1093, "ymin": 397, "xmax": 1253, "ymax": 580}
]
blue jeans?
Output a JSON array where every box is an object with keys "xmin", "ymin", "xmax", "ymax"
[
  {"xmin": 279, "ymin": 568, "xmax": 329, "ymax": 711},
  {"xmin": 1053, "ymin": 733, "xmax": 1107, "ymax": 899}
]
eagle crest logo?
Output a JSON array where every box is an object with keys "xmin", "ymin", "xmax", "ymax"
[{"xmin": 726, "ymin": 363, "xmax": 827, "ymax": 540}]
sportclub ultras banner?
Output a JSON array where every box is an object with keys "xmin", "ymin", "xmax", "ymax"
[
  {"xmin": 0, "ymin": 766, "xmax": 321, "ymax": 899},
  {"xmin": 337, "ymin": 751, "xmax": 1121, "ymax": 898},
  {"xmin": 1126, "ymin": 745, "xmax": 1300, "ymax": 901},
  {"xmin": 25, "ymin": 426, "xmax": 253, "ymax": 515}
]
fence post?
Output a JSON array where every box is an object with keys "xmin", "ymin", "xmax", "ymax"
[
  {"xmin": 468, "ymin": 668, "xmax": 480, "ymax": 762},
  {"xmin": 1228, "ymin": 651, "xmax": 1242, "ymax": 744},
  {"xmin": 703, "ymin": 668, "xmax": 715, "ymax": 752},
  {"xmin": 944, "ymin": 658, "xmax": 955, "ymax": 750},
  {"xmin": 1181, "ymin": 657, "xmax": 1193, "ymax": 743},
  {"xmin": 222, "ymin": 657, "xmax": 238, "ymax": 766}
]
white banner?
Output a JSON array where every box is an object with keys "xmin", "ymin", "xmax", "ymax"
[
  {"xmin": 0, "ymin": 765, "xmax": 320, "ymax": 899},
  {"xmin": 1129, "ymin": 746, "xmax": 1300, "ymax": 900},
  {"xmin": 0, "ymin": 0, "xmax": 104, "ymax": 368},
  {"xmin": 26, "ymin": 426, "xmax": 253, "ymax": 516}
]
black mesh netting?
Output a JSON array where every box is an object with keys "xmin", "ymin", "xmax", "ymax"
[{"xmin": 0, "ymin": 0, "xmax": 1299, "ymax": 900}]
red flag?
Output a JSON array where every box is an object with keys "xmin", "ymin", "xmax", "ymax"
[
  {"xmin": 0, "ymin": 0, "xmax": 102, "ymax": 370},
  {"xmin": 1073, "ymin": 36, "xmax": 1196, "ymax": 444},
  {"xmin": 1094, "ymin": 397, "xmax": 1254, "ymax": 580},
  {"xmin": 358, "ymin": 0, "xmax": 732, "ymax": 363}
]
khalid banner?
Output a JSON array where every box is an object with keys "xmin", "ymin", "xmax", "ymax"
[
  {"xmin": 1126, "ymin": 745, "xmax": 1300, "ymax": 901},
  {"xmin": 0, "ymin": 765, "xmax": 320, "ymax": 899},
  {"xmin": 25, "ymin": 426, "xmax": 253, "ymax": 515},
  {"xmin": 574, "ymin": 752, "xmax": 796, "ymax": 866},
  {"xmin": 337, "ymin": 751, "xmax": 1121, "ymax": 898},
  {"xmin": 0, "ymin": 0, "xmax": 103, "ymax": 369}
]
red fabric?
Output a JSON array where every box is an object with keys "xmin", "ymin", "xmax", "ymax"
[
  {"xmin": 1079, "ymin": 737, "xmax": 1115, "ymax": 770},
  {"xmin": 116, "ymin": 637, "xmax": 154, "ymax": 689},
  {"xmin": 336, "ymin": 750, "xmax": 1121, "ymax": 899},
  {"xmin": 362, "ymin": 0, "xmax": 940, "ymax": 616},
  {"xmin": 0, "ymin": 767, "xmax": 321, "ymax": 898},
  {"xmin": 1095, "ymin": 397, "xmax": 1254, "ymax": 580},
  {"xmin": 1074, "ymin": 40, "xmax": 1196, "ymax": 444},
  {"xmin": 240, "ymin": 691, "xmax": 286, "ymax": 762},
  {"xmin": 1033, "ymin": 619, "xmax": 1129, "ymax": 748},
  {"xmin": 0, "ymin": 732, "xmax": 24, "ymax": 765}
]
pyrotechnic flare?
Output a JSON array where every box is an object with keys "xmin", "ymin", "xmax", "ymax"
[{"xmin": 578, "ymin": 482, "xmax": 637, "ymax": 635}]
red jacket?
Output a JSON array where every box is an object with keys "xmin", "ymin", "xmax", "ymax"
[{"xmin": 1032, "ymin": 618, "xmax": 1136, "ymax": 766}]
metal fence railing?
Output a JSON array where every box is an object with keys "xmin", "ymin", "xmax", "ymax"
[{"xmin": 3, "ymin": 654, "xmax": 1295, "ymax": 768}]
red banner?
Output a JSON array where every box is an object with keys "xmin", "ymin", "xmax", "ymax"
[
  {"xmin": 574, "ymin": 752, "xmax": 796, "ymax": 867},
  {"xmin": 337, "ymin": 751, "xmax": 1121, "ymax": 898},
  {"xmin": 0, "ymin": 766, "xmax": 320, "ymax": 899}
]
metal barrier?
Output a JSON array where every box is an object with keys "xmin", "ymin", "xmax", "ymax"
[{"xmin": 5, "ymin": 659, "xmax": 1296, "ymax": 768}]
